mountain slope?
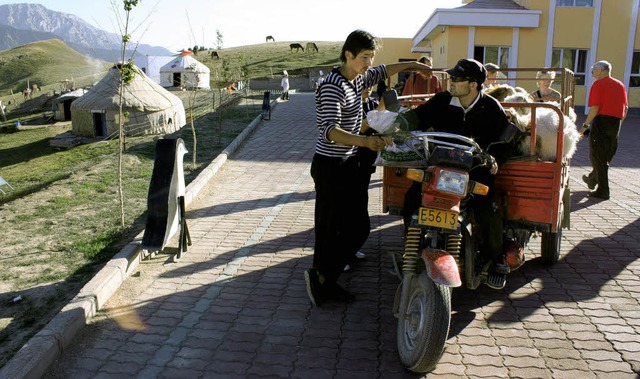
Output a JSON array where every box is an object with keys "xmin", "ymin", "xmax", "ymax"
[
  {"xmin": 0, "ymin": 3, "xmax": 172, "ymax": 60},
  {"xmin": 0, "ymin": 24, "xmax": 62, "ymax": 50},
  {"xmin": 0, "ymin": 39, "xmax": 109, "ymax": 92}
]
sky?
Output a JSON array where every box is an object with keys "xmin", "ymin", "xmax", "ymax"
[{"xmin": 3, "ymin": 0, "xmax": 461, "ymax": 52}]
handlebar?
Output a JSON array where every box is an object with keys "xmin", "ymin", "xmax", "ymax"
[{"xmin": 411, "ymin": 131, "xmax": 482, "ymax": 154}]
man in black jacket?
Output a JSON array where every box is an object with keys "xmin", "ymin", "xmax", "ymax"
[{"xmin": 402, "ymin": 58, "xmax": 512, "ymax": 289}]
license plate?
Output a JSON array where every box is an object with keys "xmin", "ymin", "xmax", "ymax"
[{"xmin": 418, "ymin": 207, "xmax": 459, "ymax": 230}]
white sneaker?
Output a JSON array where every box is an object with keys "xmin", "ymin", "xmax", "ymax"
[{"xmin": 355, "ymin": 251, "xmax": 366, "ymax": 259}]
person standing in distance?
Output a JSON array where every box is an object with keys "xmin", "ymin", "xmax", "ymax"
[
  {"xmin": 281, "ymin": 71, "xmax": 290, "ymax": 100},
  {"xmin": 581, "ymin": 60, "xmax": 628, "ymax": 200}
]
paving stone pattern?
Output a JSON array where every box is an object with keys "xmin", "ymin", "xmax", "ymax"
[{"xmin": 44, "ymin": 93, "xmax": 640, "ymax": 378}]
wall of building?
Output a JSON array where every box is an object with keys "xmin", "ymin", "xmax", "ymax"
[
  {"xmin": 410, "ymin": 0, "xmax": 640, "ymax": 111},
  {"xmin": 474, "ymin": 27, "xmax": 512, "ymax": 47},
  {"xmin": 376, "ymin": 38, "xmax": 424, "ymax": 87},
  {"xmin": 553, "ymin": 7, "xmax": 594, "ymax": 48},
  {"xmin": 446, "ymin": 27, "xmax": 471, "ymax": 66}
]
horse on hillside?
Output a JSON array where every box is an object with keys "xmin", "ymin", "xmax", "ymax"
[
  {"xmin": 306, "ymin": 42, "xmax": 318, "ymax": 53},
  {"xmin": 266, "ymin": 35, "xmax": 275, "ymax": 42},
  {"xmin": 290, "ymin": 43, "xmax": 304, "ymax": 52}
]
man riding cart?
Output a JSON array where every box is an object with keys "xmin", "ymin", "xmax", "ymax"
[{"xmin": 373, "ymin": 60, "xmax": 576, "ymax": 373}]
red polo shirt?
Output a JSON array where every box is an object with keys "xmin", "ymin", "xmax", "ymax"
[{"xmin": 588, "ymin": 76, "xmax": 628, "ymax": 119}]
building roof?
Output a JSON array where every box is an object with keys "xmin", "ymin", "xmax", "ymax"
[
  {"xmin": 53, "ymin": 88, "xmax": 87, "ymax": 104},
  {"xmin": 71, "ymin": 66, "xmax": 183, "ymax": 112},
  {"xmin": 460, "ymin": 0, "xmax": 527, "ymax": 10},
  {"xmin": 159, "ymin": 54, "xmax": 210, "ymax": 74},
  {"xmin": 411, "ymin": 0, "xmax": 540, "ymax": 51}
]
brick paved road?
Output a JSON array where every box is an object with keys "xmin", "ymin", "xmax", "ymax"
[{"xmin": 43, "ymin": 93, "xmax": 640, "ymax": 378}]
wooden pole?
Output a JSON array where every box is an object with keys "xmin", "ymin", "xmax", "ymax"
[
  {"xmin": 0, "ymin": 101, "xmax": 6, "ymax": 121},
  {"xmin": 10, "ymin": 89, "xmax": 18, "ymax": 106}
]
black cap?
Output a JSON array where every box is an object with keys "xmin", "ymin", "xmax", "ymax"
[{"xmin": 446, "ymin": 58, "xmax": 487, "ymax": 83}]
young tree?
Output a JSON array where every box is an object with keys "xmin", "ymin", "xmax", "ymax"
[
  {"xmin": 185, "ymin": 63, "xmax": 200, "ymax": 167},
  {"xmin": 115, "ymin": 0, "xmax": 140, "ymax": 228},
  {"xmin": 215, "ymin": 29, "xmax": 224, "ymax": 50}
]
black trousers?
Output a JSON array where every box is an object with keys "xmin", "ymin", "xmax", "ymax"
[
  {"xmin": 587, "ymin": 115, "xmax": 621, "ymax": 195},
  {"xmin": 311, "ymin": 154, "xmax": 370, "ymax": 284}
]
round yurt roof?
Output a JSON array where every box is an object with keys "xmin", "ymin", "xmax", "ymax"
[
  {"xmin": 159, "ymin": 52, "xmax": 210, "ymax": 74},
  {"xmin": 71, "ymin": 65, "xmax": 183, "ymax": 112}
]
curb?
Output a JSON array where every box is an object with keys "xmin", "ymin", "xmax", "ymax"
[{"xmin": 0, "ymin": 98, "xmax": 280, "ymax": 379}]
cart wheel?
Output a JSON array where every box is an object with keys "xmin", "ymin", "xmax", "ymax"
[
  {"xmin": 541, "ymin": 228, "xmax": 561, "ymax": 265},
  {"xmin": 542, "ymin": 190, "xmax": 567, "ymax": 265}
]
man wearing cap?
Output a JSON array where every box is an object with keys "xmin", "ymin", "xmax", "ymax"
[
  {"xmin": 402, "ymin": 58, "xmax": 512, "ymax": 289},
  {"xmin": 484, "ymin": 63, "xmax": 506, "ymax": 89}
]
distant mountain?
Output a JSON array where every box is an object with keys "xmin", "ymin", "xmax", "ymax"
[{"xmin": 0, "ymin": 3, "xmax": 172, "ymax": 61}]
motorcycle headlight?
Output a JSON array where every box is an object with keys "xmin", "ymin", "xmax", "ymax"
[{"xmin": 435, "ymin": 169, "xmax": 468, "ymax": 196}]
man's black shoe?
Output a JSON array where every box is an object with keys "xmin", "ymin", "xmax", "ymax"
[
  {"xmin": 304, "ymin": 269, "xmax": 324, "ymax": 307},
  {"xmin": 493, "ymin": 256, "xmax": 511, "ymax": 275},
  {"xmin": 325, "ymin": 282, "xmax": 355, "ymax": 303},
  {"xmin": 588, "ymin": 190, "xmax": 610, "ymax": 200},
  {"xmin": 582, "ymin": 175, "xmax": 597, "ymax": 190},
  {"xmin": 486, "ymin": 272, "xmax": 506, "ymax": 290}
]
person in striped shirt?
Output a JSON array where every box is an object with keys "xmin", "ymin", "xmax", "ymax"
[{"xmin": 304, "ymin": 29, "xmax": 432, "ymax": 307}]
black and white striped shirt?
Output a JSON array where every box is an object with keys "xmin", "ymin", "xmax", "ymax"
[{"xmin": 315, "ymin": 65, "xmax": 387, "ymax": 158}]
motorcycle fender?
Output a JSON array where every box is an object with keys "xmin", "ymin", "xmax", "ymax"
[{"xmin": 421, "ymin": 248, "xmax": 462, "ymax": 287}]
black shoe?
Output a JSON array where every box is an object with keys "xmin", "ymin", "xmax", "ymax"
[
  {"xmin": 582, "ymin": 175, "xmax": 596, "ymax": 190},
  {"xmin": 588, "ymin": 190, "xmax": 609, "ymax": 200},
  {"xmin": 304, "ymin": 269, "xmax": 324, "ymax": 307},
  {"xmin": 493, "ymin": 257, "xmax": 511, "ymax": 275},
  {"xmin": 324, "ymin": 282, "xmax": 355, "ymax": 303},
  {"xmin": 486, "ymin": 272, "xmax": 506, "ymax": 290}
]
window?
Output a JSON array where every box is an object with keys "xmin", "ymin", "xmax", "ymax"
[
  {"xmin": 557, "ymin": 0, "xmax": 593, "ymax": 6},
  {"xmin": 630, "ymin": 51, "xmax": 640, "ymax": 87},
  {"xmin": 552, "ymin": 48, "xmax": 588, "ymax": 85},
  {"xmin": 474, "ymin": 46, "xmax": 510, "ymax": 69}
]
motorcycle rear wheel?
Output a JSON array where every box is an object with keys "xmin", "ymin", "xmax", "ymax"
[{"xmin": 397, "ymin": 271, "xmax": 452, "ymax": 373}]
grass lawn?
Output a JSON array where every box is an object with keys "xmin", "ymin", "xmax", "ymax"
[{"xmin": 0, "ymin": 90, "xmax": 265, "ymax": 367}]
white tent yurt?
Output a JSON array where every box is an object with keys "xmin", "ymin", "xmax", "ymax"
[
  {"xmin": 160, "ymin": 51, "xmax": 210, "ymax": 90},
  {"xmin": 52, "ymin": 88, "xmax": 86, "ymax": 121},
  {"xmin": 70, "ymin": 64, "xmax": 186, "ymax": 138}
]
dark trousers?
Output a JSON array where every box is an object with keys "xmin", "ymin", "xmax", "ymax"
[
  {"xmin": 311, "ymin": 154, "xmax": 370, "ymax": 284},
  {"xmin": 587, "ymin": 115, "xmax": 621, "ymax": 195},
  {"xmin": 353, "ymin": 147, "xmax": 378, "ymax": 256}
]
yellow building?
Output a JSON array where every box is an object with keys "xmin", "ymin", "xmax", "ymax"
[{"xmin": 380, "ymin": 0, "xmax": 638, "ymax": 113}]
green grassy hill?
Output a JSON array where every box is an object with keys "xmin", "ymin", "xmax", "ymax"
[
  {"xmin": 195, "ymin": 41, "xmax": 343, "ymax": 86},
  {"xmin": 0, "ymin": 39, "xmax": 342, "ymax": 96},
  {"xmin": 0, "ymin": 39, "xmax": 110, "ymax": 93}
]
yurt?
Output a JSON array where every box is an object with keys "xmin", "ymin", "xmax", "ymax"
[
  {"xmin": 160, "ymin": 51, "xmax": 210, "ymax": 90},
  {"xmin": 70, "ymin": 65, "xmax": 186, "ymax": 138},
  {"xmin": 52, "ymin": 88, "xmax": 86, "ymax": 121}
]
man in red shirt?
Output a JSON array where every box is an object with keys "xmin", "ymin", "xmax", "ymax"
[
  {"xmin": 401, "ymin": 56, "xmax": 442, "ymax": 97},
  {"xmin": 581, "ymin": 60, "xmax": 628, "ymax": 200}
]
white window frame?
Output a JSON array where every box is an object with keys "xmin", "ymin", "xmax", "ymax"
[
  {"xmin": 630, "ymin": 51, "xmax": 640, "ymax": 87},
  {"xmin": 552, "ymin": 48, "xmax": 589, "ymax": 85},
  {"xmin": 557, "ymin": 0, "xmax": 594, "ymax": 6},
  {"xmin": 475, "ymin": 46, "xmax": 510, "ymax": 69}
]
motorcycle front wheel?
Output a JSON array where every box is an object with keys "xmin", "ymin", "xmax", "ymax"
[{"xmin": 397, "ymin": 271, "xmax": 452, "ymax": 373}]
